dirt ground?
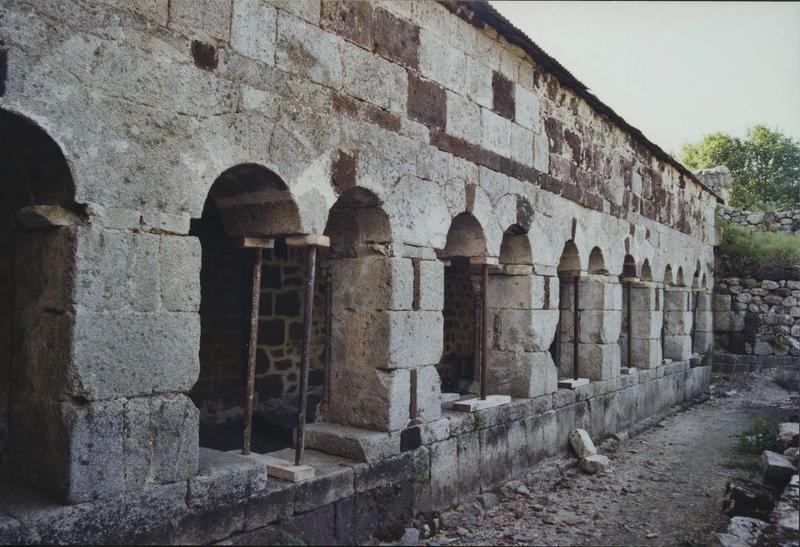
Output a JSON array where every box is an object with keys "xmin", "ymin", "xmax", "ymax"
[{"xmin": 418, "ymin": 369, "xmax": 800, "ymax": 547}]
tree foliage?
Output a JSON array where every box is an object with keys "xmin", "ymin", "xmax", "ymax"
[{"xmin": 681, "ymin": 125, "xmax": 800, "ymax": 210}]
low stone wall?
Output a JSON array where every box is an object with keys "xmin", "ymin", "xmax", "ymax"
[
  {"xmin": 713, "ymin": 276, "xmax": 800, "ymax": 359},
  {"xmin": 0, "ymin": 362, "xmax": 710, "ymax": 545},
  {"xmin": 718, "ymin": 206, "xmax": 800, "ymax": 233},
  {"xmin": 713, "ymin": 352, "xmax": 800, "ymax": 373}
]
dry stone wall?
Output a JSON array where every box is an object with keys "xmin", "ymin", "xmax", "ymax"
[
  {"xmin": 714, "ymin": 275, "xmax": 800, "ymax": 359},
  {"xmin": 718, "ymin": 206, "xmax": 800, "ymax": 233}
]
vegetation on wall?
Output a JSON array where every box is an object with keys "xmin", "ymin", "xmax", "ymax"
[
  {"xmin": 716, "ymin": 218, "xmax": 800, "ymax": 276},
  {"xmin": 682, "ymin": 125, "xmax": 800, "ymax": 211}
]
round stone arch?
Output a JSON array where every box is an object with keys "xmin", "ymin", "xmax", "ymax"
[
  {"xmin": 663, "ymin": 264, "xmax": 675, "ymax": 285},
  {"xmin": 1, "ymin": 108, "xmax": 85, "ymax": 502},
  {"xmin": 640, "ymin": 259, "xmax": 654, "ymax": 281},
  {"xmin": 588, "ymin": 247, "xmax": 608, "ymax": 274},
  {"xmin": 441, "ymin": 212, "xmax": 489, "ymax": 259}
]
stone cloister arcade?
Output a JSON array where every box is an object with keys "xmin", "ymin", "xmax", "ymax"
[
  {"xmin": 0, "ymin": 106, "xmax": 714, "ymax": 505},
  {"xmin": 0, "ymin": 0, "xmax": 720, "ymax": 542}
]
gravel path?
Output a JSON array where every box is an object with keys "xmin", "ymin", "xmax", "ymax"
[{"xmin": 418, "ymin": 371, "xmax": 800, "ymax": 547}]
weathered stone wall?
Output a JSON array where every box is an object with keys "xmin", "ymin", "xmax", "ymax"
[
  {"xmin": 0, "ymin": 0, "xmax": 717, "ymax": 512},
  {"xmin": 718, "ymin": 206, "xmax": 800, "ymax": 233},
  {"xmin": 713, "ymin": 275, "xmax": 800, "ymax": 359}
]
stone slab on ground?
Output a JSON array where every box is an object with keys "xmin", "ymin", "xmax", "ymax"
[
  {"xmin": 568, "ymin": 429, "xmax": 597, "ymax": 459},
  {"xmin": 715, "ymin": 516, "xmax": 769, "ymax": 547},
  {"xmin": 722, "ymin": 477, "xmax": 778, "ymax": 520},
  {"xmin": 761, "ymin": 450, "xmax": 796, "ymax": 488},
  {"xmin": 579, "ymin": 454, "xmax": 609, "ymax": 475}
]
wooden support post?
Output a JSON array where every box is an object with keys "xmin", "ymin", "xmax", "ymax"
[
  {"xmin": 242, "ymin": 247, "xmax": 263, "ymax": 456},
  {"xmin": 322, "ymin": 267, "xmax": 332, "ymax": 411},
  {"xmin": 480, "ymin": 263, "xmax": 489, "ymax": 400}
]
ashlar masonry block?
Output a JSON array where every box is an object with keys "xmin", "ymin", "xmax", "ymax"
[
  {"xmin": 664, "ymin": 334, "xmax": 692, "ymax": 361},
  {"xmin": 487, "ymin": 350, "xmax": 558, "ymax": 398}
]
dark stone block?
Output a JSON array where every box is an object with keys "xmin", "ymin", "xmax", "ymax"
[
  {"xmin": 515, "ymin": 196, "xmax": 534, "ymax": 232},
  {"xmin": 276, "ymin": 291, "xmax": 301, "ymax": 316},
  {"xmin": 400, "ymin": 426, "xmax": 422, "ymax": 452},
  {"xmin": 191, "ymin": 40, "xmax": 217, "ymax": 71},
  {"xmin": 256, "ymin": 349, "xmax": 270, "ymax": 373},
  {"xmin": 261, "ymin": 264, "xmax": 281, "ymax": 289},
  {"xmin": 407, "ymin": 73, "xmax": 446, "ymax": 130},
  {"xmin": 543, "ymin": 117, "xmax": 562, "ymax": 154},
  {"xmin": 258, "ymin": 292, "xmax": 272, "ymax": 315},
  {"xmin": 564, "ymin": 129, "xmax": 582, "ymax": 165},
  {"xmin": 289, "ymin": 321, "xmax": 303, "ymax": 342},
  {"xmin": 722, "ymin": 478, "xmax": 777, "ymax": 520},
  {"xmin": 309, "ymin": 368, "xmax": 325, "ymax": 387},
  {"xmin": 275, "ymin": 359, "xmax": 292, "ymax": 371},
  {"xmin": 373, "ymin": 7, "xmax": 420, "ymax": 68},
  {"xmin": 321, "ymin": 0, "xmax": 374, "ymax": 50},
  {"xmin": 258, "ymin": 319, "xmax": 284, "ymax": 346},
  {"xmin": 492, "ymin": 71, "xmax": 515, "ymax": 120},
  {"xmin": 332, "ymin": 150, "xmax": 357, "ymax": 195},
  {"xmin": 255, "ymin": 375, "xmax": 283, "ymax": 399}
]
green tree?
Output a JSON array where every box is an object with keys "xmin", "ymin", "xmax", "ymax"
[{"xmin": 681, "ymin": 125, "xmax": 800, "ymax": 210}]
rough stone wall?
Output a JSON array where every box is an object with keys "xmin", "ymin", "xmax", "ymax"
[
  {"xmin": 718, "ymin": 206, "xmax": 800, "ymax": 233},
  {"xmin": 713, "ymin": 275, "xmax": 800, "ymax": 358},
  {"xmin": 439, "ymin": 258, "xmax": 477, "ymax": 393},
  {"xmin": 192, "ymin": 240, "xmax": 326, "ymax": 426},
  {"xmin": 0, "ymin": 0, "xmax": 718, "ymax": 504}
]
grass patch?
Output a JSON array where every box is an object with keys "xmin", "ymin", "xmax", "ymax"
[
  {"xmin": 720, "ymin": 455, "xmax": 760, "ymax": 473},
  {"xmin": 716, "ymin": 218, "xmax": 800, "ymax": 276},
  {"xmin": 774, "ymin": 373, "xmax": 800, "ymax": 392},
  {"xmin": 737, "ymin": 417, "xmax": 778, "ymax": 454}
]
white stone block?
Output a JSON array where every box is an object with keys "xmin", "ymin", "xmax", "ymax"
[
  {"xmin": 664, "ymin": 289, "xmax": 689, "ymax": 311},
  {"xmin": 481, "ymin": 108, "xmax": 511, "ymax": 157},
  {"xmin": 664, "ymin": 310, "xmax": 693, "ymax": 335},
  {"xmin": 515, "ymin": 85, "xmax": 540, "ymax": 131},
  {"xmin": 330, "ymin": 256, "xmax": 412, "ymax": 311},
  {"xmin": 231, "ymin": 0, "xmax": 277, "ymax": 64},
  {"xmin": 446, "ymin": 91, "xmax": 481, "ymax": 144},
  {"xmin": 694, "ymin": 309, "xmax": 713, "ymax": 332},
  {"xmin": 562, "ymin": 342, "xmax": 620, "ymax": 380},
  {"xmin": 419, "ymin": 258, "xmax": 444, "ymax": 311},
  {"xmin": 452, "ymin": 394, "xmax": 511, "ymax": 412},
  {"xmin": 464, "ymin": 58, "xmax": 493, "ymax": 109},
  {"xmin": 487, "ymin": 274, "xmax": 544, "ymax": 310},
  {"xmin": 493, "ymin": 309, "xmax": 559, "ymax": 353},
  {"xmin": 663, "ymin": 335, "xmax": 692, "ymax": 361},
  {"xmin": 579, "ymin": 310, "xmax": 622, "ymax": 344},
  {"xmin": 631, "ymin": 337, "xmax": 661, "ymax": 369},
  {"xmin": 630, "ymin": 312, "xmax": 662, "ymax": 338},
  {"xmin": 276, "ymin": 12, "xmax": 343, "ymax": 88},
  {"xmin": 170, "ymin": 0, "xmax": 232, "ymax": 41},
  {"xmin": 487, "ymin": 350, "xmax": 557, "ymax": 398},
  {"xmin": 569, "ymin": 429, "xmax": 597, "ymax": 458},
  {"xmin": 159, "ymin": 235, "xmax": 201, "ymax": 313},
  {"xmin": 692, "ymin": 330, "xmax": 714, "ymax": 354},
  {"xmin": 415, "ymin": 365, "xmax": 442, "ymax": 423},
  {"xmin": 342, "ymin": 43, "xmax": 407, "ymax": 113},
  {"xmin": 533, "ymin": 131, "xmax": 549, "ymax": 173},
  {"xmin": 359, "ymin": 310, "xmax": 443, "ymax": 369},
  {"xmin": 630, "ymin": 285, "xmax": 657, "ymax": 311},
  {"xmin": 326, "ymin": 366, "xmax": 410, "ymax": 432},
  {"xmin": 509, "ymin": 123, "xmax": 534, "ymax": 166}
]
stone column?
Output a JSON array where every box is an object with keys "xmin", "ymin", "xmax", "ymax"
[
  {"xmin": 628, "ymin": 281, "xmax": 663, "ymax": 369},
  {"xmin": 692, "ymin": 290, "xmax": 714, "ymax": 354},
  {"xmin": 11, "ymin": 222, "xmax": 201, "ymax": 504},
  {"xmin": 663, "ymin": 287, "xmax": 693, "ymax": 360},
  {"xmin": 486, "ymin": 266, "xmax": 558, "ymax": 398},
  {"xmin": 559, "ymin": 274, "xmax": 622, "ymax": 380},
  {"xmin": 324, "ymin": 247, "xmax": 443, "ymax": 432}
]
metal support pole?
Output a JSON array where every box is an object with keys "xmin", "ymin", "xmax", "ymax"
[
  {"xmin": 660, "ymin": 288, "xmax": 666, "ymax": 359},
  {"xmin": 480, "ymin": 263, "xmax": 489, "ymax": 400},
  {"xmin": 322, "ymin": 267, "xmax": 332, "ymax": 410},
  {"xmin": 554, "ymin": 282, "xmax": 562, "ymax": 369},
  {"xmin": 573, "ymin": 275, "xmax": 580, "ymax": 380},
  {"xmin": 242, "ymin": 247, "xmax": 263, "ymax": 456},
  {"xmin": 626, "ymin": 282, "xmax": 632, "ymax": 368},
  {"xmin": 691, "ymin": 290, "xmax": 700, "ymax": 351},
  {"xmin": 295, "ymin": 245, "xmax": 317, "ymax": 466},
  {"xmin": 409, "ymin": 368, "xmax": 419, "ymax": 424}
]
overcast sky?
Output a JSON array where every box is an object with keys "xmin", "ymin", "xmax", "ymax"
[{"xmin": 490, "ymin": 1, "xmax": 800, "ymax": 156}]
